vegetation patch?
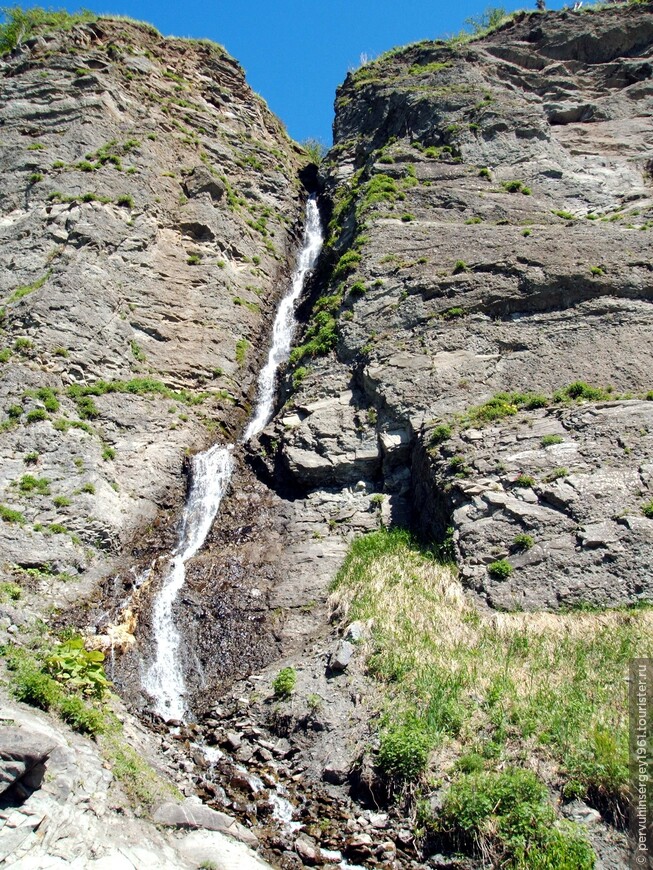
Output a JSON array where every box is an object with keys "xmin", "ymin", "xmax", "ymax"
[
  {"xmin": 2, "ymin": 636, "xmax": 109, "ymax": 735},
  {"xmin": 330, "ymin": 527, "xmax": 645, "ymax": 859}
]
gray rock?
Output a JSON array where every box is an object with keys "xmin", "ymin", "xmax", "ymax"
[
  {"xmin": 0, "ymin": 728, "xmax": 55, "ymax": 795},
  {"xmin": 153, "ymin": 800, "xmax": 259, "ymax": 847},
  {"xmin": 330, "ymin": 640, "xmax": 355, "ymax": 672},
  {"xmin": 183, "ymin": 165, "xmax": 226, "ymax": 201}
]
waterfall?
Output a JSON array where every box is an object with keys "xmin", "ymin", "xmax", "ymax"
[{"xmin": 142, "ymin": 197, "xmax": 323, "ymax": 720}]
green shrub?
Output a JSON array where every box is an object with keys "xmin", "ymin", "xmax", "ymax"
[
  {"xmin": 553, "ymin": 209, "xmax": 575, "ymax": 220},
  {"xmin": 58, "ymin": 695, "xmax": 106, "ymax": 735},
  {"xmin": 478, "ymin": 167, "xmax": 491, "ymax": 179},
  {"xmin": 0, "ymin": 504, "xmax": 25, "ymax": 524},
  {"xmin": 522, "ymin": 228, "xmax": 532, "ymax": 237},
  {"xmin": 438, "ymin": 768, "xmax": 594, "ymax": 868},
  {"xmin": 7, "ymin": 404, "xmax": 22, "ymax": 419},
  {"xmin": 29, "ymin": 172, "xmax": 43, "ymax": 184},
  {"xmin": 559, "ymin": 382, "xmax": 607, "ymax": 402},
  {"xmin": 502, "ymin": 180, "xmax": 525, "ymax": 193},
  {"xmin": 349, "ymin": 280, "xmax": 366, "ymax": 297},
  {"xmin": 514, "ymin": 474, "xmax": 535, "ymax": 488},
  {"xmin": 442, "ymin": 307, "xmax": 465, "ymax": 320},
  {"xmin": 187, "ymin": 253, "xmax": 201, "ymax": 265},
  {"xmin": 465, "ymin": 216, "xmax": 482, "ymax": 225},
  {"xmin": 0, "ymin": 581, "xmax": 22, "ymax": 601},
  {"xmin": 545, "ymin": 467, "xmax": 568, "ymax": 482},
  {"xmin": 272, "ymin": 666, "xmax": 296, "ymax": 698},
  {"xmin": 642, "ymin": 501, "xmax": 653, "ymax": 519},
  {"xmin": 541, "ymin": 434, "xmax": 564, "ymax": 447},
  {"xmin": 589, "ymin": 265, "xmax": 604, "ymax": 276},
  {"xmin": 512, "ymin": 533, "xmax": 534, "ymax": 552},
  {"xmin": 400, "ymin": 212, "xmax": 415, "ymax": 222},
  {"xmin": 116, "ymin": 194, "xmax": 134, "ymax": 208},
  {"xmin": 378, "ymin": 716, "xmax": 431, "ymax": 780},
  {"xmin": 48, "ymin": 523, "xmax": 67, "ymax": 535},
  {"xmin": 430, "ymin": 423, "xmax": 452, "ymax": 444},
  {"xmin": 333, "ymin": 249, "xmax": 361, "ymax": 279},
  {"xmin": 81, "ymin": 482, "xmax": 95, "ymax": 494},
  {"xmin": 26, "ymin": 408, "xmax": 47, "ymax": 424},
  {"xmin": 488, "ymin": 559, "xmax": 513, "ymax": 579},
  {"xmin": 53, "ymin": 495, "xmax": 71, "ymax": 507},
  {"xmin": 9, "ymin": 658, "xmax": 60, "ymax": 710},
  {"xmin": 19, "ymin": 474, "xmax": 50, "ymax": 495},
  {"xmin": 102, "ymin": 447, "xmax": 115, "ymax": 461},
  {"xmin": 452, "ymin": 260, "xmax": 469, "ymax": 275},
  {"xmin": 76, "ymin": 396, "xmax": 99, "ymax": 419}
]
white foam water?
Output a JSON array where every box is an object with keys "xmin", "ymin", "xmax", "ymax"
[{"xmin": 143, "ymin": 198, "xmax": 323, "ymax": 719}]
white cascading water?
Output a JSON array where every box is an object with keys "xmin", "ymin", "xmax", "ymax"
[{"xmin": 143, "ymin": 197, "xmax": 323, "ymax": 719}]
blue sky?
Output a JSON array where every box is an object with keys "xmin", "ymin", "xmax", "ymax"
[{"xmin": 7, "ymin": 1, "xmax": 566, "ymax": 143}]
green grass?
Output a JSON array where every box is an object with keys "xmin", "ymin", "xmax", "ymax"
[
  {"xmin": 0, "ymin": 581, "xmax": 22, "ymax": 602},
  {"xmin": 514, "ymin": 474, "xmax": 536, "ymax": 488},
  {"xmin": 436, "ymin": 768, "xmax": 594, "ymax": 868},
  {"xmin": 67, "ymin": 377, "xmax": 208, "ymax": 407},
  {"xmin": 102, "ymin": 736, "xmax": 181, "ymax": 810},
  {"xmin": 643, "ymin": 501, "xmax": 653, "ymax": 519},
  {"xmin": 5, "ymin": 272, "xmax": 49, "ymax": 305},
  {"xmin": 541, "ymin": 434, "xmax": 564, "ymax": 447},
  {"xmin": 330, "ymin": 528, "xmax": 646, "ymax": 840},
  {"xmin": 235, "ymin": 338, "xmax": 248, "ymax": 365},
  {"xmin": 0, "ymin": 504, "xmax": 25, "ymax": 524},
  {"xmin": 19, "ymin": 474, "xmax": 50, "ymax": 495},
  {"xmin": 26, "ymin": 408, "xmax": 47, "ymax": 424},
  {"xmin": 2, "ymin": 641, "xmax": 108, "ymax": 736}
]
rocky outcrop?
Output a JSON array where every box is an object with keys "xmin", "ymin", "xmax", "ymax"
[
  {"xmin": 273, "ymin": 1, "xmax": 653, "ymax": 610},
  {"xmin": 0, "ymin": 696, "xmax": 270, "ymax": 868},
  {"xmin": 0, "ymin": 16, "xmax": 306, "ymax": 610}
]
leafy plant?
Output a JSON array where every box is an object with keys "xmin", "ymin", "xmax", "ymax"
[
  {"xmin": 430, "ymin": 423, "xmax": 452, "ymax": 445},
  {"xmin": 378, "ymin": 715, "xmax": 431, "ymax": 780},
  {"xmin": 512, "ymin": 533, "xmax": 534, "ymax": 552},
  {"xmin": 488, "ymin": 559, "xmax": 513, "ymax": 579},
  {"xmin": 45, "ymin": 636, "xmax": 109, "ymax": 699},
  {"xmin": 643, "ymin": 501, "xmax": 653, "ymax": 519},
  {"xmin": 541, "ymin": 434, "xmax": 564, "ymax": 447},
  {"xmin": 514, "ymin": 474, "xmax": 535, "ymax": 488},
  {"xmin": 272, "ymin": 666, "xmax": 297, "ymax": 698}
]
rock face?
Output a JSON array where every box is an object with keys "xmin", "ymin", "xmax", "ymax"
[
  {"xmin": 0, "ymin": 697, "xmax": 270, "ymax": 868},
  {"xmin": 272, "ymin": 2, "xmax": 653, "ymax": 610},
  {"xmin": 0, "ymin": 16, "xmax": 306, "ymax": 608}
]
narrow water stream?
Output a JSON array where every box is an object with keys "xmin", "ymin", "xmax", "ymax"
[{"xmin": 142, "ymin": 197, "xmax": 323, "ymax": 720}]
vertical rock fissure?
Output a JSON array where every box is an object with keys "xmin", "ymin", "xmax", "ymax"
[{"xmin": 142, "ymin": 197, "xmax": 324, "ymax": 720}]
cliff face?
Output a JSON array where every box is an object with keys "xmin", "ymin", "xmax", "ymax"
[
  {"xmin": 0, "ymin": 17, "xmax": 306, "ymax": 604},
  {"xmin": 276, "ymin": 2, "xmax": 653, "ymax": 611}
]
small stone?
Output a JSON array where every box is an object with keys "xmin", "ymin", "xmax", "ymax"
[
  {"xmin": 225, "ymin": 731, "xmax": 242, "ymax": 750},
  {"xmin": 295, "ymin": 835, "xmax": 318, "ymax": 864},
  {"xmin": 273, "ymin": 738, "xmax": 292, "ymax": 758},
  {"xmin": 320, "ymin": 848, "xmax": 343, "ymax": 864},
  {"xmin": 344, "ymin": 621, "xmax": 365, "ymax": 642},
  {"xmin": 330, "ymin": 640, "xmax": 355, "ymax": 672},
  {"xmin": 369, "ymin": 812, "xmax": 388, "ymax": 829}
]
